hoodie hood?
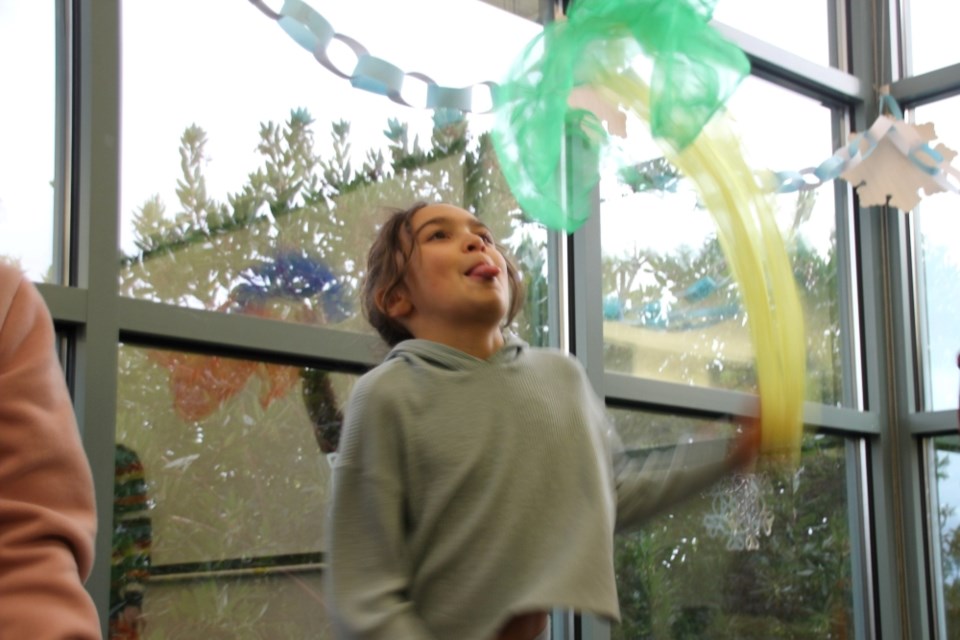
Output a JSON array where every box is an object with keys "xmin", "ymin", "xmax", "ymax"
[{"xmin": 384, "ymin": 332, "xmax": 527, "ymax": 371}]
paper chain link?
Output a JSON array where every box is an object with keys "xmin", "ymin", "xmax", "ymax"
[
  {"xmin": 775, "ymin": 94, "xmax": 960, "ymax": 196},
  {"xmin": 250, "ymin": 2, "xmax": 959, "ymax": 198},
  {"xmin": 250, "ymin": 0, "xmax": 499, "ymax": 113}
]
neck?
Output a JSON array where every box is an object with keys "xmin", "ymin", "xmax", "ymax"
[{"xmin": 411, "ymin": 325, "xmax": 505, "ymax": 360}]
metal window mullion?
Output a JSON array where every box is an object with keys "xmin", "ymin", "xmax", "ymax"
[
  {"xmin": 908, "ymin": 206, "xmax": 934, "ymax": 410},
  {"xmin": 844, "ymin": 0, "xmax": 932, "ymax": 635},
  {"xmin": 828, "ymin": 0, "xmax": 844, "ymax": 72},
  {"xmin": 859, "ymin": 201, "xmax": 932, "ymax": 638},
  {"xmin": 889, "ymin": 201, "xmax": 936, "ymax": 639},
  {"xmin": 891, "ymin": 64, "xmax": 960, "ymax": 107},
  {"xmin": 885, "ymin": 4, "xmax": 960, "ymax": 635},
  {"xmin": 847, "ymin": 437, "xmax": 877, "ymax": 640},
  {"xmin": 70, "ymin": 1, "xmax": 122, "ymax": 636},
  {"xmin": 857, "ymin": 198, "xmax": 911, "ymax": 638},
  {"xmin": 53, "ymin": 0, "xmax": 73, "ymax": 285},
  {"xmin": 565, "ymin": 135, "xmax": 609, "ymax": 640},
  {"xmin": 897, "ymin": 0, "xmax": 912, "ymax": 78},
  {"xmin": 923, "ymin": 439, "xmax": 948, "ymax": 640},
  {"xmin": 832, "ymin": 102, "xmax": 865, "ymax": 411}
]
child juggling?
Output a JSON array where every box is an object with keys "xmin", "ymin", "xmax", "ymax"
[{"xmin": 324, "ymin": 202, "xmax": 761, "ymax": 640}]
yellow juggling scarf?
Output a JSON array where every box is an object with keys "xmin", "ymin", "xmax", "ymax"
[{"xmin": 492, "ymin": 0, "xmax": 805, "ymax": 464}]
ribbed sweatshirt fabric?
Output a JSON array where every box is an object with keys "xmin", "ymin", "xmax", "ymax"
[{"xmin": 325, "ymin": 335, "xmax": 735, "ymax": 640}]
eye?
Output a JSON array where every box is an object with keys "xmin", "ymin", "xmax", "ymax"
[
  {"xmin": 479, "ymin": 231, "xmax": 495, "ymax": 245},
  {"xmin": 426, "ymin": 229, "xmax": 449, "ymax": 241}
]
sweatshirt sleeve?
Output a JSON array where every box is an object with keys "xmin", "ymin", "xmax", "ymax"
[
  {"xmin": 0, "ymin": 268, "xmax": 101, "ymax": 639},
  {"xmin": 324, "ymin": 371, "xmax": 436, "ymax": 640},
  {"xmin": 610, "ymin": 425, "xmax": 736, "ymax": 532},
  {"xmin": 580, "ymin": 374, "xmax": 735, "ymax": 533}
]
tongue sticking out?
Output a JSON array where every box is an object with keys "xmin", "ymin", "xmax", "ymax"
[{"xmin": 469, "ymin": 264, "xmax": 501, "ymax": 279}]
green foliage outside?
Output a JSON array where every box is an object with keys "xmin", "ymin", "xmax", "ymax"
[
  {"xmin": 934, "ymin": 438, "xmax": 960, "ymax": 637},
  {"xmin": 611, "ymin": 430, "xmax": 852, "ymax": 639},
  {"xmin": 121, "ymin": 108, "xmax": 549, "ymax": 345}
]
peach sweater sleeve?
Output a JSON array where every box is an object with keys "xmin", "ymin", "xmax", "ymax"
[{"xmin": 0, "ymin": 264, "xmax": 101, "ymax": 639}]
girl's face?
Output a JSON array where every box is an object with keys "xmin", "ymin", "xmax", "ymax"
[{"xmin": 387, "ymin": 204, "xmax": 510, "ymax": 336}]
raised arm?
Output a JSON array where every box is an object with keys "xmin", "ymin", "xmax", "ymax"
[{"xmin": 598, "ymin": 396, "xmax": 759, "ymax": 533}]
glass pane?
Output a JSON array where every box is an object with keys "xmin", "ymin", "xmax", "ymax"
[
  {"xmin": 912, "ymin": 99, "xmax": 960, "ymax": 411},
  {"xmin": 114, "ymin": 343, "xmax": 356, "ymax": 637},
  {"xmin": 119, "ymin": 0, "xmax": 547, "ymax": 343},
  {"xmin": 600, "ymin": 76, "xmax": 843, "ymax": 404},
  {"xmin": 932, "ymin": 435, "xmax": 960, "ymax": 637},
  {"xmin": 713, "ymin": 0, "xmax": 833, "ymax": 68},
  {"xmin": 610, "ymin": 408, "xmax": 854, "ymax": 638},
  {"xmin": 904, "ymin": 0, "xmax": 960, "ymax": 76},
  {"xmin": 0, "ymin": 1, "xmax": 58, "ymax": 281}
]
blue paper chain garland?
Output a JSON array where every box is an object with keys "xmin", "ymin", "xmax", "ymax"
[
  {"xmin": 250, "ymin": 1, "xmax": 958, "ymax": 198},
  {"xmin": 774, "ymin": 94, "xmax": 957, "ymax": 195},
  {"xmin": 250, "ymin": 0, "xmax": 498, "ymax": 113}
]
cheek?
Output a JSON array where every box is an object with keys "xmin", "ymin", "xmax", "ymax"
[{"xmin": 501, "ymin": 269, "xmax": 514, "ymax": 299}]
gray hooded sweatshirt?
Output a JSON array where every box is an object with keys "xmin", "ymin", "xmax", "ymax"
[{"xmin": 325, "ymin": 335, "xmax": 735, "ymax": 640}]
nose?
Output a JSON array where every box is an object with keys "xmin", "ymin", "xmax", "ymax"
[{"xmin": 464, "ymin": 232, "xmax": 487, "ymax": 252}]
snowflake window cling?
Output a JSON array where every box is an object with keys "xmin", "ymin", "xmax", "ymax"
[{"xmin": 703, "ymin": 472, "xmax": 776, "ymax": 552}]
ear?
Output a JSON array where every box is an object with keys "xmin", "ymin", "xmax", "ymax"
[{"xmin": 379, "ymin": 287, "xmax": 413, "ymax": 319}]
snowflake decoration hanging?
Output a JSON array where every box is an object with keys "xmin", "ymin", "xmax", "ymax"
[{"xmin": 840, "ymin": 116, "xmax": 959, "ymax": 211}]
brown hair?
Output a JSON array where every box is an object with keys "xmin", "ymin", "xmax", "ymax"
[{"xmin": 361, "ymin": 202, "xmax": 526, "ymax": 346}]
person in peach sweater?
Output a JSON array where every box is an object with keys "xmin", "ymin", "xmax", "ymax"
[{"xmin": 0, "ymin": 261, "xmax": 101, "ymax": 638}]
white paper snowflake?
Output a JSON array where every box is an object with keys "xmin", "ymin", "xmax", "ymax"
[{"xmin": 840, "ymin": 116, "xmax": 959, "ymax": 211}]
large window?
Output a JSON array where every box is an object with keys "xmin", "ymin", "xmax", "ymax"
[
  {"xmin": 119, "ymin": 0, "xmax": 546, "ymax": 339},
  {"xmin": 24, "ymin": 0, "xmax": 960, "ymax": 637},
  {"xmin": 912, "ymin": 97, "xmax": 960, "ymax": 640},
  {"xmin": 931, "ymin": 436, "xmax": 960, "ymax": 638},
  {"xmin": 911, "ymin": 98, "xmax": 960, "ymax": 411},
  {"xmin": 0, "ymin": 1, "xmax": 60, "ymax": 281},
  {"xmin": 600, "ymin": 77, "xmax": 844, "ymax": 405},
  {"xmin": 713, "ymin": 0, "xmax": 836, "ymax": 68},
  {"xmin": 903, "ymin": 0, "xmax": 960, "ymax": 76},
  {"xmin": 114, "ymin": 344, "xmax": 352, "ymax": 637},
  {"xmin": 111, "ymin": 2, "xmax": 548, "ymax": 637},
  {"xmin": 610, "ymin": 408, "xmax": 855, "ymax": 638}
]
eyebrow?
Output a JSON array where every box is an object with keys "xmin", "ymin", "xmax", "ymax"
[{"xmin": 412, "ymin": 215, "xmax": 493, "ymax": 239}]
